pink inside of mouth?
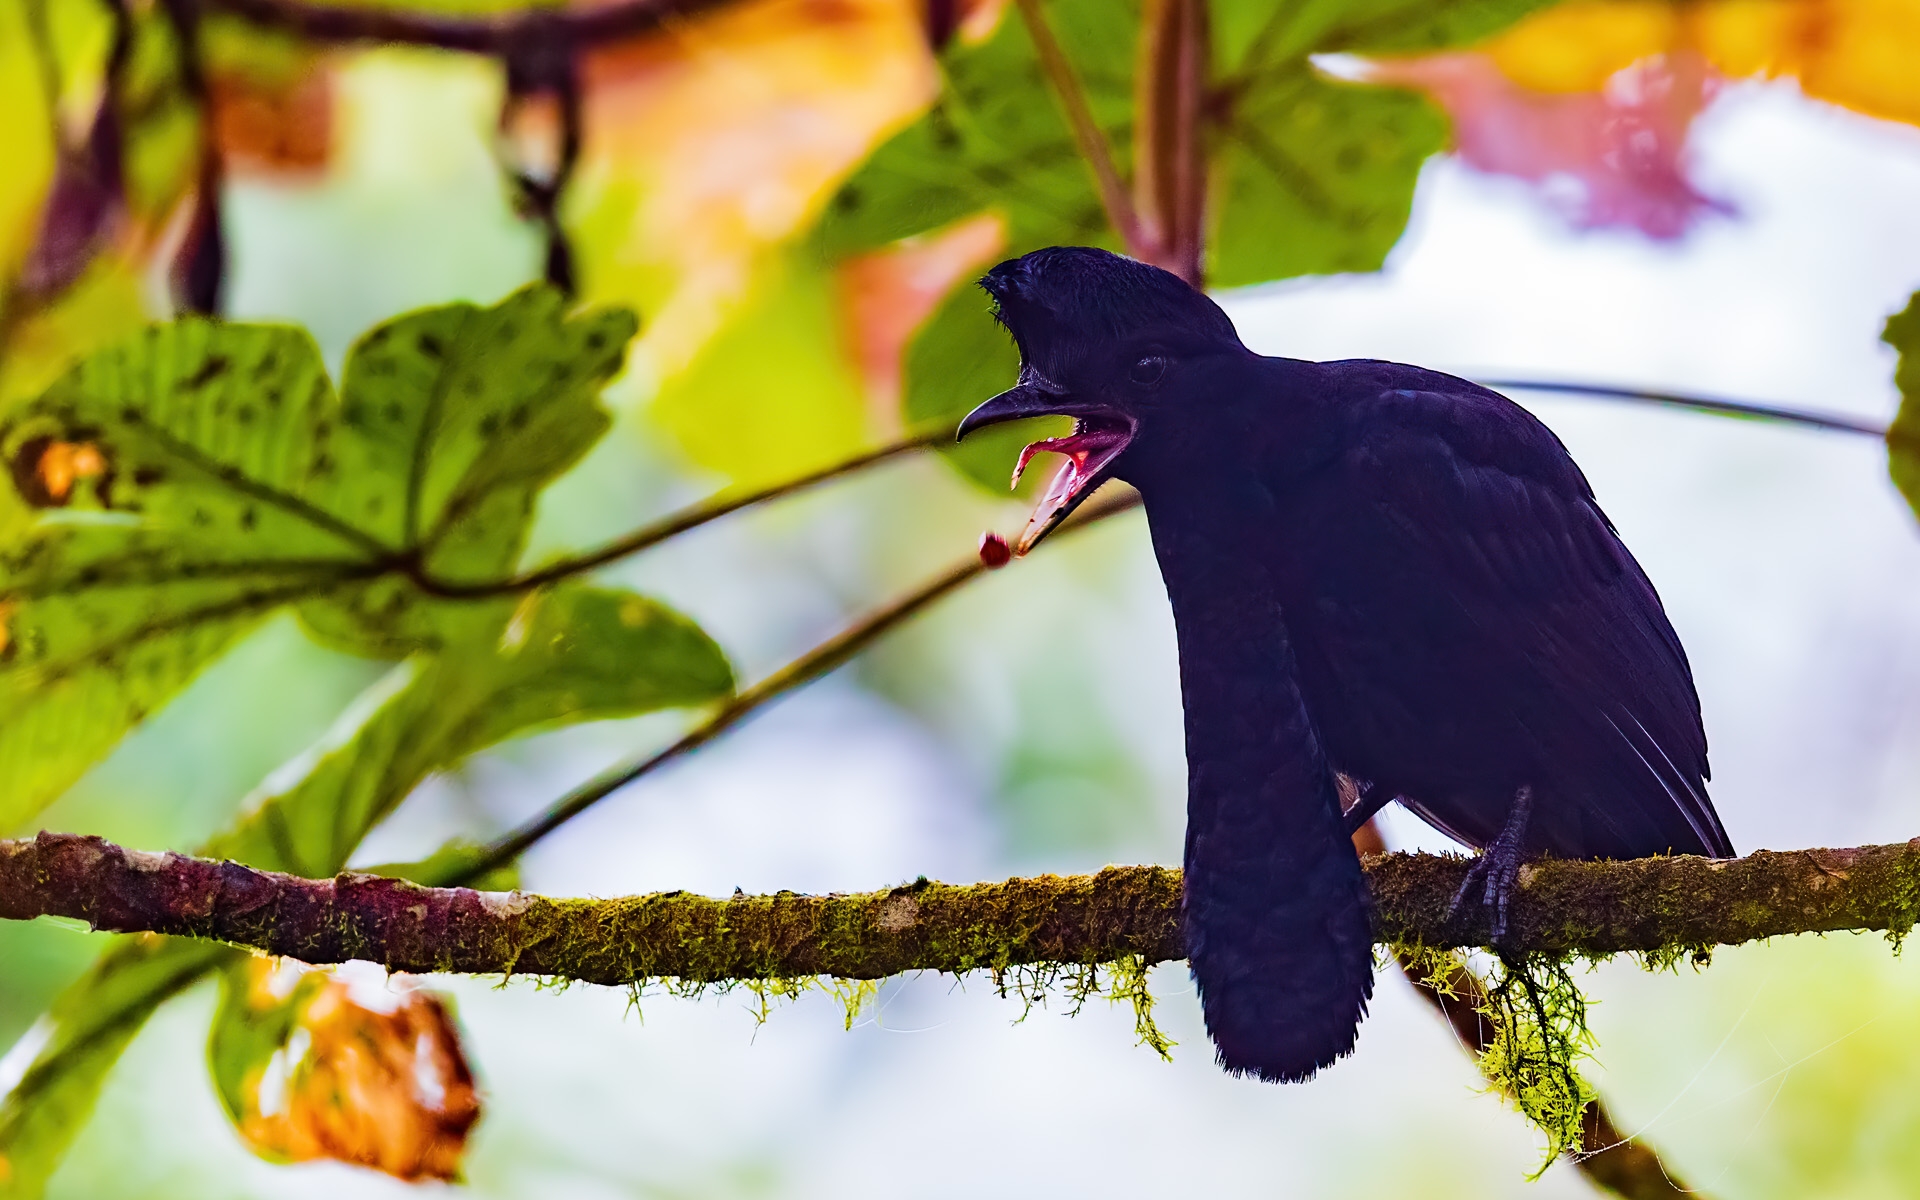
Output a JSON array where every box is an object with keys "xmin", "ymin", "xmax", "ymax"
[{"xmin": 1009, "ymin": 424, "xmax": 1131, "ymax": 554}]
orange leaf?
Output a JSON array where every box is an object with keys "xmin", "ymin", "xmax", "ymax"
[
  {"xmin": 209, "ymin": 64, "xmax": 334, "ymax": 176},
  {"xmin": 231, "ymin": 961, "xmax": 480, "ymax": 1182},
  {"xmin": 1693, "ymin": 0, "xmax": 1920, "ymax": 125},
  {"xmin": 9, "ymin": 437, "xmax": 110, "ymax": 507},
  {"xmin": 574, "ymin": 0, "xmax": 936, "ymax": 374},
  {"xmin": 1365, "ymin": 51, "xmax": 1727, "ymax": 239}
]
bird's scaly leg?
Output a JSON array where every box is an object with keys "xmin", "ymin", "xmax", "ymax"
[{"xmin": 1448, "ymin": 784, "xmax": 1534, "ymax": 941}]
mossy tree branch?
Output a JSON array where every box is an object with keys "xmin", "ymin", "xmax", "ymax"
[
  {"xmin": 8, "ymin": 833, "xmax": 1920, "ymax": 982},
  {"xmin": 1350, "ymin": 821, "xmax": 1696, "ymax": 1199}
]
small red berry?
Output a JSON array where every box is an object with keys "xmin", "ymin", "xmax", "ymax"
[{"xmin": 978, "ymin": 531, "xmax": 1013, "ymax": 569}]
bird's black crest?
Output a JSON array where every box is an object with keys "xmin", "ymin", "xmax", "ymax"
[{"xmin": 979, "ymin": 246, "xmax": 1239, "ymax": 349}]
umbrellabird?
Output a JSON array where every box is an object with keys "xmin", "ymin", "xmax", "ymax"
[{"xmin": 957, "ymin": 246, "xmax": 1733, "ymax": 1083}]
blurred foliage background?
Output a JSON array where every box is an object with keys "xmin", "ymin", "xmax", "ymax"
[{"xmin": 4, "ymin": 0, "xmax": 1920, "ymax": 1195}]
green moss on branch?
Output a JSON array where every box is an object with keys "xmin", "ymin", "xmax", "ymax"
[
  {"xmin": 7, "ymin": 833, "xmax": 1920, "ymax": 987},
  {"xmin": 1365, "ymin": 840, "xmax": 1920, "ymax": 953}
]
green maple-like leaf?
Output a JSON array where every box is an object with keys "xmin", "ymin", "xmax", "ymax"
[{"xmin": 809, "ymin": 0, "xmax": 1551, "ymax": 490}]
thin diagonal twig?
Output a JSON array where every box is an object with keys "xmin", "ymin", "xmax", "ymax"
[
  {"xmin": 412, "ymin": 426, "xmax": 958, "ymax": 598},
  {"xmin": 445, "ymin": 486, "xmax": 1143, "ymax": 884},
  {"xmin": 1011, "ymin": 0, "xmax": 1145, "ymax": 256},
  {"xmin": 1480, "ymin": 379, "xmax": 1888, "ymax": 438}
]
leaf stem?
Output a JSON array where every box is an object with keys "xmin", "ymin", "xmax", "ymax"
[
  {"xmin": 1133, "ymin": 0, "xmax": 1209, "ymax": 284},
  {"xmin": 415, "ymin": 374, "xmax": 1893, "ymax": 604},
  {"xmin": 445, "ymin": 486, "xmax": 1143, "ymax": 885},
  {"xmin": 1011, "ymin": 0, "xmax": 1147, "ymax": 258}
]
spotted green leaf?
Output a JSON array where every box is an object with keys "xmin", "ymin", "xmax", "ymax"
[
  {"xmin": 1206, "ymin": 70, "xmax": 1444, "ymax": 287},
  {"xmin": 811, "ymin": 0, "xmax": 1131, "ymax": 261}
]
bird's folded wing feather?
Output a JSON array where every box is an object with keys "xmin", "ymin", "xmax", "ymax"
[{"xmin": 1341, "ymin": 387, "xmax": 1731, "ymax": 858}]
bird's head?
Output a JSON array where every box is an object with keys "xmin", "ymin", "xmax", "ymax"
[{"xmin": 957, "ymin": 246, "xmax": 1246, "ymax": 554}]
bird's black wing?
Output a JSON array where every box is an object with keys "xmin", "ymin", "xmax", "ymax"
[{"xmin": 1283, "ymin": 379, "xmax": 1732, "ymax": 860}]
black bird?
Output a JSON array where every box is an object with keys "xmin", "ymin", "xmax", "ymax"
[{"xmin": 957, "ymin": 246, "xmax": 1733, "ymax": 1084}]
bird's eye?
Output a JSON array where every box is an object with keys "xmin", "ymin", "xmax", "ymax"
[{"xmin": 1129, "ymin": 355, "xmax": 1168, "ymax": 386}]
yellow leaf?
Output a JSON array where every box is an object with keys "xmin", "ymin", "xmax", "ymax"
[
  {"xmin": 1484, "ymin": 0, "xmax": 1679, "ymax": 93},
  {"xmin": 0, "ymin": 253, "xmax": 146, "ymax": 410},
  {"xmin": 647, "ymin": 251, "xmax": 872, "ymax": 487},
  {"xmin": 1473, "ymin": 0, "xmax": 1920, "ymax": 127},
  {"xmin": 573, "ymin": 0, "xmax": 935, "ymax": 380},
  {"xmin": 1693, "ymin": 0, "xmax": 1920, "ymax": 125}
]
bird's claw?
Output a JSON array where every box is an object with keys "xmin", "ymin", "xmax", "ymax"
[
  {"xmin": 1446, "ymin": 784, "xmax": 1534, "ymax": 943},
  {"xmin": 1447, "ymin": 852, "xmax": 1519, "ymax": 941}
]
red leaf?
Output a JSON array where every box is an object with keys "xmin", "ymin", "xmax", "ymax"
[{"xmin": 1366, "ymin": 50, "xmax": 1730, "ymax": 239}]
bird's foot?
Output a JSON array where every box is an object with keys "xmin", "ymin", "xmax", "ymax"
[
  {"xmin": 1448, "ymin": 855, "xmax": 1519, "ymax": 942},
  {"xmin": 1446, "ymin": 785, "xmax": 1534, "ymax": 942}
]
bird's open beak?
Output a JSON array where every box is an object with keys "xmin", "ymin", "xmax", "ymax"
[{"xmin": 957, "ymin": 379, "xmax": 1134, "ymax": 556}]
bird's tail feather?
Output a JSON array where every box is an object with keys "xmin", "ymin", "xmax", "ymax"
[{"xmin": 1184, "ymin": 765, "xmax": 1375, "ymax": 1083}]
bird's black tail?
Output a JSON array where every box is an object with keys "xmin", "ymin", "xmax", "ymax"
[
  {"xmin": 1183, "ymin": 758, "xmax": 1375, "ymax": 1082},
  {"xmin": 1140, "ymin": 489, "xmax": 1376, "ymax": 1081}
]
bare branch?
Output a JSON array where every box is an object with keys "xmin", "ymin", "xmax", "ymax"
[{"xmin": 499, "ymin": 25, "xmax": 585, "ymax": 296}]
